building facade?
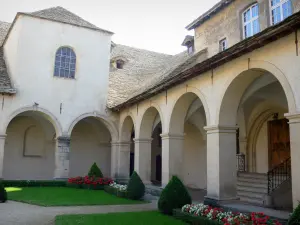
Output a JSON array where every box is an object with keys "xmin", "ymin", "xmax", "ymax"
[{"xmin": 1, "ymin": 0, "xmax": 300, "ymax": 209}]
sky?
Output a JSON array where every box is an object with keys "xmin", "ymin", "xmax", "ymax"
[{"xmin": 0, "ymin": 0, "xmax": 219, "ymax": 55}]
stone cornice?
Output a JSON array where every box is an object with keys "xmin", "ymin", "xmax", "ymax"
[{"xmin": 111, "ymin": 141, "xmax": 131, "ymax": 146}]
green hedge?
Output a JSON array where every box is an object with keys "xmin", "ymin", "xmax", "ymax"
[
  {"xmin": 104, "ymin": 185, "xmax": 127, "ymax": 198},
  {"xmin": 2, "ymin": 180, "xmax": 66, "ymax": 187},
  {"xmin": 66, "ymin": 182, "xmax": 82, "ymax": 189},
  {"xmin": 172, "ymin": 209, "xmax": 221, "ymax": 225}
]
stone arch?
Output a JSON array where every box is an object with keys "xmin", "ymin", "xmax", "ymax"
[
  {"xmin": 217, "ymin": 60, "xmax": 296, "ymax": 125},
  {"xmin": 246, "ymin": 101, "xmax": 286, "ymax": 172},
  {"xmin": 120, "ymin": 115, "xmax": 135, "ymax": 142},
  {"xmin": 168, "ymin": 90, "xmax": 208, "ymax": 134},
  {"xmin": 67, "ymin": 112, "xmax": 118, "ymax": 142},
  {"xmin": 2, "ymin": 106, "xmax": 63, "ymax": 137},
  {"xmin": 137, "ymin": 104, "xmax": 164, "ymax": 139}
]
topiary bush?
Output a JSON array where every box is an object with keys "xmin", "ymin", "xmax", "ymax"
[
  {"xmin": 288, "ymin": 203, "xmax": 300, "ymax": 225},
  {"xmin": 158, "ymin": 176, "xmax": 192, "ymax": 215},
  {"xmin": 126, "ymin": 171, "xmax": 145, "ymax": 200},
  {"xmin": 0, "ymin": 182, "xmax": 7, "ymax": 203},
  {"xmin": 88, "ymin": 162, "xmax": 103, "ymax": 178}
]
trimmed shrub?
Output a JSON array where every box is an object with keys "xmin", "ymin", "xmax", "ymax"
[
  {"xmin": 0, "ymin": 182, "xmax": 7, "ymax": 203},
  {"xmin": 2, "ymin": 180, "xmax": 66, "ymax": 187},
  {"xmin": 288, "ymin": 203, "xmax": 300, "ymax": 225},
  {"xmin": 126, "ymin": 171, "xmax": 145, "ymax": 200},
  {"xmin": 88, "ymin": 163, "xmax": 103, "ymax": 178},
  {"xmin": 158, "ymin": 176, "xmax": 192, "ymax": 215}
]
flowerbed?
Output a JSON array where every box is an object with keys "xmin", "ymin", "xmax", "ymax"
[
  {"xmin": 67, "ymin": 176, "xmax": 113, "ymax": 190},
  {"xmin": 104, "ymin": 181, "xmax": 128, "ymax": 198},
  {"xmin": 175, "ymin": 204, "xmax": 282, "ymax": 225}
]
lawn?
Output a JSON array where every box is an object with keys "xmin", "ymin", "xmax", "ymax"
[
  {"xmin": 55, "ymin": 211, "xmax": 187, "ymax": 225},
  {"xmin": 6, "ymin": 187, "xmax": 145, "ymax": 206}
]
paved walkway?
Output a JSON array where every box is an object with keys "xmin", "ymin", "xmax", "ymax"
[{"xmin": 0, "ymin": 200, "xmax": 158, "ymax": 225}]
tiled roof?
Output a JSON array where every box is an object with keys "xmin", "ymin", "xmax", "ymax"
[
  {"xmin": 25, "ymin": 6, "xmax": 113, "ymax": 34},
  {"xmin": 0, "ymin": 21, "xmax": 11, "ymax": 45},
  {"xmin": 108, "ymin": 44, "xmax": 193, "ymax": 108},
  {"xmin": 0, "ymin": 47, "xmax": 15, "ymax": 94}
]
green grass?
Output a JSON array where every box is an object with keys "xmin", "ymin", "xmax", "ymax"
[
  {"xmin": 5, "ymin": 187, "xmax": 145, "ymax": 206},
  {"xmin": 55, "ymin": 211, "xmax": 187, "ymax": 225}
]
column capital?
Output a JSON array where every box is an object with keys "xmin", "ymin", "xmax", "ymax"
[
  {"xmin": 56, "ymin": 136, "xmax": 71, "ymax": 142},
  {"xmin": 111, "ymin": 141, "xmax": 131, "ymax": 146},
  {"xmin": 160, "ymin": 133, "xmax": 185, "ymax": 140},
  {"xmin": 285, "ymin": 112, "xmax": 300, "ymax": 124},
  {"xmin": 0, "ymin": 134, "xmax": 7, "ymax": 139},
  {"xmin": 133, "ymin": 138, "xmax": 153, "ymax": 143},
  {"xmin": 204, "ymin": 125, "xmax": 238, "ymax": 134}
]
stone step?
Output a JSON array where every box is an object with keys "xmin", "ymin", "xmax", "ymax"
[
  {"xmin": 237, "ymin": 180, "xmax": 268, "ymax": 189},
  {"xmin": 238, "ymin": 172, "xmax": 267, "ymax": 179},
  {"xmin": 237, "ymin": 177, "xmax": 268, "ymax": 184},
  {"xmin": 237, "ymin": 190, "xmax": 266, "ymax": 200},
  {"xmin": 237, "ymin": 185, "xmax": 268, "ymax": 194},
  {"xmin": 238, "ymin": 196, "xmax": 265, "ymax": 205}
]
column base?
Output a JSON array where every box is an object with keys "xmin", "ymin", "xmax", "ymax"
[{"xmin": 204, "ymin": 196, "xmax": 239, "ymax": 207}]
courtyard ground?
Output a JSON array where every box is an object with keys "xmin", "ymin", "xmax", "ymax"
[
  {"xmin": 0, "ymin": 200, "xmax": 157, "ymax": 225},
  {"xmin": 6, "ymin": 187, "xmax": 144, "ymax": 206},
  {"xmin": 55, "ymin": 211, "xmax": 186, "ymax": 225}
]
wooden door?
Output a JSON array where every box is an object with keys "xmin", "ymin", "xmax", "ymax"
[{"xmin": 268, "ymin": 119, "xmax": 290, "ymax": 169}]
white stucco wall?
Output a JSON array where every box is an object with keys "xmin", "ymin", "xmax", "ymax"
[{"xmin": 1, "ymin": 15, "xmax": 115, "ymax": 136}]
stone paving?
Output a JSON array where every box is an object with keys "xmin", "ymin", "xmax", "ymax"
[{"xmin": 0, "ymin": 200, "xmax": 158, "ymax": 225}]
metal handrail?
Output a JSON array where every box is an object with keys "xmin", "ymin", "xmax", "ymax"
[{"xmin": 267, "ymin": 157, "xmax": 291, "ymax": 194}]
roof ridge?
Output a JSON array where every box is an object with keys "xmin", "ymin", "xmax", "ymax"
[
  {"xmin": 22, "ymin": 6, "xmax": 113, "ymax": 34},
  {"xmin": 114, "ymin": 43, "xmax": 173, "ymax": 57}
]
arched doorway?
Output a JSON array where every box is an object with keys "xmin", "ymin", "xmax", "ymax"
[
  {"xmin": 69, "ymin": 117, "xmax": 112, "ymax": 177},
  {"xmin": 136, "ymin": 107, "xmax": 163, "ymax": 184},
  {"xmin": 217, "ymin": 68, "xmax": 292, "ymax": 207},
  {"xmin": 168, "ymin": 92, "xmax": 207, "ymax": 200},
  {"xmin": 3, "ymin": 111, "xmax": 58, "ymax": 180},
  {"xmin": 120, "ymin": 116, "xmax": 135, "ymax": 178}
]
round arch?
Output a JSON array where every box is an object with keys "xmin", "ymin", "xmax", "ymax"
[
  {"xmin": 120, "ymin": 115, "xmax": 135, "ymax": 142},
  {"xmin": 168, "ymin": 91, "xmax": 208, "ymax": 134},
  {"xmin": 67, "ymin": 113, "xmax": 118, "ymax": 142},
  {"xmin": 217, "ymin": 60, "xmax": 296, "ymax": 125},
  {"xmin": 137, "ymin": 105, "xmax": 163, "ymax": 139},
  {"xmin": 2, "ymin": 106, "xmax": 63, "ymax": 137}
]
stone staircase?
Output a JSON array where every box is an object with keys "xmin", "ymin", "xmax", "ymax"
[{"xmin": 237, "ymin": 172, "xmax": 268, "ymax": 205}]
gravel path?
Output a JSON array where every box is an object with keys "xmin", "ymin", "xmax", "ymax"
[{"xmin": 0, "ymin": 200, "xmax": 158, "ymax": 225}]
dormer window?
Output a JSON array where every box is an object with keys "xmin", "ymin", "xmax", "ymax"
[
  {"xmin": 182, "ymin": 35, "xmax": 195, "ymax": 55},
  {"xmin": 116, "ymin": 59, "xmax": 125, "ymax": 69}
]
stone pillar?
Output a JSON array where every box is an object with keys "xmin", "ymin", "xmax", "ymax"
[
  {"xmin": 54, "ymin": 136, "xmax": 71, "ymax": 179},
  {"xmin": 161, "ymin": 133, "xmax": 184, "ymax": 186},
  {"xmin": 0, "ymin": 134, "xmax": 6, "ymax": 179},
  {"xmin": 204, "ymin": 126, "xmax": 238, "ymax": 203},
  {"xmin": 111, "ymin": 142, "xmax": 131, "ymax": 181},
  {"xmin": 286, "ymin": 113, "xmax": 300, "ymax": 209},
  {"xmin": 134, "ymin": 138, "xmax": 152, "ymax": 184}
]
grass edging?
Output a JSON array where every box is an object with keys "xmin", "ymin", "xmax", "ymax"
[
  {"xmin": 3, "ymin": 180, "xmax": 66, "ymax": 187},
  {"xmin": 172, "ymin": 209, "xmax": 222, "ymax": 225},
  {"xmin": 104, "ymin": 185, "xmax": 127, "ymax": 198}
]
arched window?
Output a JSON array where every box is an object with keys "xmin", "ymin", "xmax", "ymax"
[
  {"xmin": 243, "ymin": 3, "xmax": 260, "ymax": 39},
  {"xmin": 270, "ymin": 0, "xmax": 292, "ymax": 25},
  {"xmin": 54, "ymin": 47, "xmax": 76, "ymax": 79}
]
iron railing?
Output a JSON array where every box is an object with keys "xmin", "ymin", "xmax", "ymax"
[
  {"xmin": 267, "ymin": 157, "xmax": 291, "ymax": 194},
  {"xmin": 236, "ymin": 153, "xmax": 246, "ymax": 172}
]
